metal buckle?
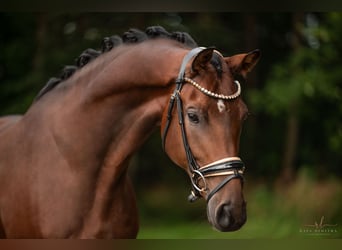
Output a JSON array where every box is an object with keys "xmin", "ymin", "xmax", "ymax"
[{"xmin": 190, "ymin": 169, "xmax": 207, "ymax": 193}]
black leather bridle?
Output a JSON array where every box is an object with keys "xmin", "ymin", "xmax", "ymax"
[{"xmin": 162, "ymin": 47, "xmax": 245, "ymax": 203}]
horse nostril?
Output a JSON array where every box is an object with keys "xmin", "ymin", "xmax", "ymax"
[{"xmin": 216, "ymin": 204, "xmax": 233, "ymax": 230}]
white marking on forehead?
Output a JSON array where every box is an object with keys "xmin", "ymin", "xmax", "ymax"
[{"xmin": 217, "ymin": 99, "xmax": 226, "ymax": 113}]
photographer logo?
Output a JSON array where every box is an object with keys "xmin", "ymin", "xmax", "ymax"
[{"xmin": 299, "ymin": 216, "xmax": 338, "ymax": 235}]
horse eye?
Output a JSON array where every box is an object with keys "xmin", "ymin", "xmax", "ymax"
[{"xmin": 188, "ymin": 112, "xmax": 200, "ymax": 124}]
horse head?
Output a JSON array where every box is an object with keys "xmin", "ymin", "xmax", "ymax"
[{"xmin": 161, "ymin": 47, "xmax": 260, "ymax": 232}]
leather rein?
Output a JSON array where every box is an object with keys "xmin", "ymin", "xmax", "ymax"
[{"xmin": 162, "ymin": 47, "xmax": 245, "ymax": 203}]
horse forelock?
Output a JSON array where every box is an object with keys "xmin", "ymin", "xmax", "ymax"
[{"xmin": 34, "ymin": 26, "xmax": 198, "ymax": 102}]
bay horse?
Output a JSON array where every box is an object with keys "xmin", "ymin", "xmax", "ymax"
[{"xmin": 0, "ymin": 26, "xmax": 260, "ymax": 238}]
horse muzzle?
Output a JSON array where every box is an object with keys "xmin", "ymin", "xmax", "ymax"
[{"xmin": 208, "ymin": 198, "xmax": 247, "ymax": 232}]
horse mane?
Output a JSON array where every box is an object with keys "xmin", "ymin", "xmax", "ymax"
[{"xmin": 34, "ymin": 26, "xmax": 198, "ymax": 101}]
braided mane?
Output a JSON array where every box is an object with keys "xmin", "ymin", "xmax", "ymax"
[{"xmin": 34, "ymin": 26, "xmax": 198, "ymax": 101}]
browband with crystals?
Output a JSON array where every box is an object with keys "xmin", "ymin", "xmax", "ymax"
[{"xmin": 184, "ymin": 77, "xmax": 241, "ymax": 100}]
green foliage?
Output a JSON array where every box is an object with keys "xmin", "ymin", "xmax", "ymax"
[
  {"xmin": 245, "ymin": 13, "xmax": 342, "ymax": 178},
  {"xmin": 249, "ymin": 40, "xmax": 339, "ymax": 117}
]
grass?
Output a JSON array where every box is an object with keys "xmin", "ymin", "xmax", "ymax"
[
  {"xmin": 138, "ymin": 217, "xmax": 300, "ymax": 239},
  {"xmin": 136, "ymin": 169, "xmax": 342, "ymax": 239}
]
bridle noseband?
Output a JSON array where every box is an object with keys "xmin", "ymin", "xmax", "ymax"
[{"xmin": 162, "ymin": 47, "xmax": 246, "ymax": 203}]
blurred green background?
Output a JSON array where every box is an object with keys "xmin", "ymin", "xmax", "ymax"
[{"xmin": 0, "ymin": 12, "xmax": 341, "ymax": 238}]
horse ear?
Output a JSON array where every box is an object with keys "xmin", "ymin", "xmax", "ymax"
[
  {"xmin": 191, "ymin": 48, "xmax": 215, "ymax": 73},
  {"xmin": 226, "ymin": 49, "xmax": 260, "ymax": 78}
]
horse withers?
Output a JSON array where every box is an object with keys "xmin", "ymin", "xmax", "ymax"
[{"xmin": 0, "ymin": 26, "xmax": 260, "ymax": 238}]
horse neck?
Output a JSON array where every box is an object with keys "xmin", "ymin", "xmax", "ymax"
[
  {"xmin": 18, "ymin": 41, "xmax": 190, "ymax": 233},
  {"xmin": 42, "ymin": 40, "xmax": 189, "ymax": 175}
]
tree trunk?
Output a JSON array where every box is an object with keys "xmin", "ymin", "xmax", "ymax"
[
  {"xmin": 280, "ymin": 106, "xmax": 299, "ymax": 184},
  {"xmin": 278, "ymin": 13, "xmax": 304, "ymax": 185}
]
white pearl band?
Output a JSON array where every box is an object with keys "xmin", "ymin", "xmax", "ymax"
[{"xmin": 184, "ymin": 77, "xmax": 241, "ymax": 100}]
